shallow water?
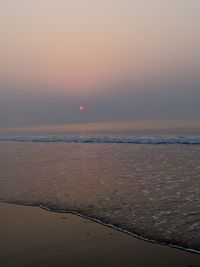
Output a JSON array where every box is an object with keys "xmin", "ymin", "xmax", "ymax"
[{"xmin": 0, "ymin": 140, "xmax": 199, "ymax": 252}]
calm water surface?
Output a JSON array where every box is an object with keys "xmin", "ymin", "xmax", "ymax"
[{"xmin": 0, "ymin": 141, "xmax": 199, "ymax": 252}]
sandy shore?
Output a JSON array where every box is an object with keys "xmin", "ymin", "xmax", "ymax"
[{"xmin": 0, "ymin": 202, "xmax": 199, "ymax": 267}]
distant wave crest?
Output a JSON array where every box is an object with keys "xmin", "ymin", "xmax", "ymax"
[{"xmin": 0, "ymin": 135, "xmax": 200, "ymax": 144}]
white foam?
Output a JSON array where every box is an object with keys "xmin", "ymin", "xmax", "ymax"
[{"xmin": 0, "ymin": 135, "xmax": 200, "ymax": 144}]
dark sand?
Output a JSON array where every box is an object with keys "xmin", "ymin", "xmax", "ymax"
[{"xmin": 0, "ymin": 202, "xmax": 199, "ymax": 267}]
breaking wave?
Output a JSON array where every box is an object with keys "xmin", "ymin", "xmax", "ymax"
[{"xmin": 0, "ymin": 135, "xmax": 200, "ymax": 144}]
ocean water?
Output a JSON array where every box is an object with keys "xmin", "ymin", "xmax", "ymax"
[{"xmin": 0, "ymin": 135, "xmax": 200, "ymax": 253}]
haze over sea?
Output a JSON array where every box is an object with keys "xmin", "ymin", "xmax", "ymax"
[
  {"xmin": 0, "ymin": 121, "xmax": 200, "ymax": 253},
  {"xmin": 1, "ymin": 0, "xmax": 200, "ymax": 257}
]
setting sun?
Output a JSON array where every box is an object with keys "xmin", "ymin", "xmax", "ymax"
[{"xmin": 79, "ymin": 105, "xmax": 85, "ymax": 111}]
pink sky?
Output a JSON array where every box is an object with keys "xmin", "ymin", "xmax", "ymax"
[{"xmin": 0, "ymin": 0, "xmax": 200, "ymax": 128}]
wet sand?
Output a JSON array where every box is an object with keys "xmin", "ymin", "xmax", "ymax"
[{"xmin": 0, "ymin": 202, "xmax": 199, "ymax": 267}]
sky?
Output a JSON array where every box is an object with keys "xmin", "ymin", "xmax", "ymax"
[{"xmin": 0, "ymin": 0, "xmax": 200, "ymax": 129}]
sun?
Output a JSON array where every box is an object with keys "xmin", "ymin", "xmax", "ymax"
[{"xmin": 79, "ymin": 105, "xmax": 85, "ymax": 111}]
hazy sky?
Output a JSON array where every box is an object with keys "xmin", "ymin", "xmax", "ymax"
[{"xmin": 0, "ymin": 0, "xmax": 200, "ymax": 128}]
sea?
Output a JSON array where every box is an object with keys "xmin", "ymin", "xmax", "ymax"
[{"xmin": 0, "ymin": 122, "xmax": 199, "ymax": 254}]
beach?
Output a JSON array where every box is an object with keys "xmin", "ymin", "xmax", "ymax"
[
  {"xmin": 1, "ymin": 0, "xmax": 200, "ymax": 265},
  {"xmin": 0, "ymin": 202, "xmax": 199, "ymax": 267}
]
